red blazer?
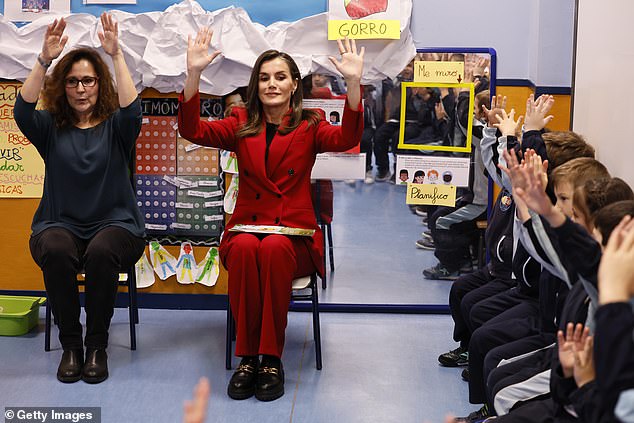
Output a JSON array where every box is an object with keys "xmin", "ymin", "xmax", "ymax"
[{"xmin": 178, "ymin": 92, "xmax": 363, "ymax": 275}]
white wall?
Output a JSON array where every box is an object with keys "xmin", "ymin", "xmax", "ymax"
[
  {"xmin": 573, "ymin": 0, "xmax": 634, "ymax": 186},
  {"xmin": 534, "ymin": 0, "xmax": 575, "ymax": 87},
  {"xmin": 411, "ymin": 0, "xmax": 574, "ymax": 86}
]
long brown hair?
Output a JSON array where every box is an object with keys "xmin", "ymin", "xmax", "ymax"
[
  {"xmin": 41, "ymin": 48, "xmax": 119, "ymax": 128},
  {"xmin": 236, "ymin": 50, "xmax": 320, "ymax": 138}
]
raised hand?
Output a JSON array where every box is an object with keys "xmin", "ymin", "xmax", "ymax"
[
  {"xmin": 482, "ymin": 94, "xmax": 507, "ymax": 126},
  {"xmin": 514, "ymin": 149, "xmax": 556, "ymax": 217},
  {"xmin": 598, "ymin": 215, "xmax": 634, "ymax": 304},
  {"xmin": 572, "ymin": 332, "xmax": 595, "ymax": 388},
  {"xmin": 524, "ymin": 94, "xmax": 555, "ymax": 131},
  {"xmin": 98, "ymin": 12, "xmax": 121, "ymax": 57},
  {"xmin": 329, "ymin": 37, "xmax": 365, "ymax": 83},
  {"xmin": 493, "ymin": 108, "xmax": 523, "ymax": 137},
  {"xmin": 435, "ymin": 101, "xmax": 447, "ymax": 121},
  {"xmin": 557, "ymin": 322, "xmax": 590, "ymax": 378},
  {"xmin": 183, "ymin": 377, "xmax": 210, "ymax": 423},
  {"xmin": 187, "ymin": 27, "xmax": 221, "ymax": 74},
  {"xmin": 499, "ymin": 147, "xmax": 525, "ymax": 190},
  {"xmin": 473, "ymin": 56, "xmax": 489, "ymax": 77},
  {"xmin": 41, "ymin": 18, "xmax": 68, "ymax": 62}
]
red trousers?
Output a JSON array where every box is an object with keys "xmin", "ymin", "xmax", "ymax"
[{"xmin": 223, "ymin": 233, "xmax": 316, "ymax": 358}]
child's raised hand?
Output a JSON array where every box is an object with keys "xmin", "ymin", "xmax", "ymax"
[
  {"xmin": 573, "ymin": 333, "xmax": 595, "ymax": 388},
  {"xmin": 493, "ymin": 108, "xmax": 523, "ymax": 137},
  {"xmin": 524, "ymin": 94, "xmax": 555, "ymax": 131},
  {"xmin": 482, "ymin": 94, "xmax": 507, "ymax": 126},
  {"xmin": 598, "ymin": 215, "xmax": 634, "ymax": 304},
  {"xmin": 514, "ymin": 150, "xmax": 554, "ymax": 216},
  {"xmin": 557, "ymin": 322, "xmax": 589, "ymax": 378}
]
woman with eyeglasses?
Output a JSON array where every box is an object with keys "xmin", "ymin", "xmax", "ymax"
[
  {"xmin": 179, "ymin": 28, "xmax": 364, "ymax": 401},
  {"xmin": 14, "ymin": 13, "xmax": 145, "ymax": 384}
]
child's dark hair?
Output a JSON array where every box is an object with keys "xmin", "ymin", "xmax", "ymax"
[{"xmin": 593, "ymin": 200, "xmax": 634, "ymax": 246}]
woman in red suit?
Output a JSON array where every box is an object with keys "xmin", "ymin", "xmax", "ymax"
[{"xmin": 178, "ymin": 28, "xmax": 364, "ymax": 402}]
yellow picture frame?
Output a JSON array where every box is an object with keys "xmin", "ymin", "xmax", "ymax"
[{"xmin": 397, "ymin": 82, "xmax": 475, "ymax": 153}]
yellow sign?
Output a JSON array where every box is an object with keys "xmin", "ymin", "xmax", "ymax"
[
  {"xmin": 406, "ymin": 183, "xmax": 457, "ymax": 207},
  {"xmin": 0, "ymin": 83, "xmax": 45, "ymax": 198},
  {"xmin": 328, "ymin": 19, "xmax": 400, "ymax": 40},
  {"xmin": 398, "ymin": 82, "xmax": 475, "ymax": 153},
  {"xmin": 414, "ymin": 61, "xmax": 465, "ymax": 84}
]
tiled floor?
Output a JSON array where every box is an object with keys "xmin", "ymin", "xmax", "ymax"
[{"xmin": 1, "ymin": 308, "xmax": 470, "ymax": 423}]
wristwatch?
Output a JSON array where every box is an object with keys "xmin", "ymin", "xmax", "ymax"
[{"xmin": 37, "ymin": 55, "xmax": 52, "ymax": 69}]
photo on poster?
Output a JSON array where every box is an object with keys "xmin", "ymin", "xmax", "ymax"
[
  {"xmin": 396, "ymin": 155, "xmax": 471, "ymax": 187},
  {"xmin": 5, "ymin": 0, "xmax": 69, "ymax": 21},
  {"xmin": 21, "ymin": 0, "xmax": 50, "ymax": 12},
  {"xmin": 304, "ymin": 99, "xmax": 360, "ymax": 154},
  {"xmin": 304, "ymin": 97, "xmax": 364, "ymax": 180}
]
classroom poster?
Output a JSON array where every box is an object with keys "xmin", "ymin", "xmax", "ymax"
[
  {"xmin": 395, "ymin": 155, "xmax": 470, "ymax": 187},
  {"xmin": 0, "ymin": 83, "xmax": 45, "ymax": 198},
  {"xmin": 328, "ymin": 0, "xmax": 400, "ymax": 39},
  {"xmin": 304, "ymin": 98, "xmax": 365, "ymax": 180},
  {"xmin": 3, "ymin": 0, "xmax": 71, "ymax": 22}
]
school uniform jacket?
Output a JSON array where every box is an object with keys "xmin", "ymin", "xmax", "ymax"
[{"xmin": 178, "ymin": 91, "xmax": 363, "ymax": 276}]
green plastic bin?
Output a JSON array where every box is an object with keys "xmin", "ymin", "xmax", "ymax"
[{"xmin": 0, "ymin": 295, "xmax": 46, "ymax": 336}]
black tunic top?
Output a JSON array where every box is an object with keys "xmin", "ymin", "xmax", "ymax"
[{"xmin": 14, "ymin": 93, "xmax": 145, "ymax": 239}]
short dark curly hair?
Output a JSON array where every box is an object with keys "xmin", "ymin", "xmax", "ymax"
[{"xmin": 41, "ymin": 48, "xmax": 118, "ymax": 128}]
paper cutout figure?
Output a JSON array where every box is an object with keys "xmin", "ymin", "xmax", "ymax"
[
  {"xmin": 149, "ymin": 241, "xmax": 177, "ymax": 280},
  {"xmin": 195, "ymin": 247, "xmax": 220, "ymax": 287},
  {"xmin": 224, "ymin": 174, "xmax": 239, "ymax": 214},
  {"xmin": 220, "ymin": 150, "xmax": 239, "ymax": 174},
  {"xmin": 135, "ymin": 251, "xmax": 156, "ymax": 289},
  {"xmin": 176, "ymin": 242, "xmax": 198, "ymax": 285}
]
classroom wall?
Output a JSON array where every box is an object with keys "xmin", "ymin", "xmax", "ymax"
[
  {"xmin": 573, "ymin": 0, "xmax": 633, "ymax": 187},
  {"xmin": 410, "ymin": 0, "xmax": 574, "ymax": 88}
]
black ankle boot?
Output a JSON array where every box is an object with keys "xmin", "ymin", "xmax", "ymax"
[
  {"xmin": 256, "ymin": 355, "xmax": 284, "ymax": 401},
  {"xmin": 228, "ymin": 356, "xmax": 259, "ymax": 400},
  {"xmin": 57, "ymin": 349, "xmax": 84, "ymax": 383},
  {"xmin": 82, "ymin": 349, "xmax": 108, "ymax": 384}
]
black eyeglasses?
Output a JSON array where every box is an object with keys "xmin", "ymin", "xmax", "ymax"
[{"xmin": 65, "ymin": 77, "xmax": 99, "ymax": 88}]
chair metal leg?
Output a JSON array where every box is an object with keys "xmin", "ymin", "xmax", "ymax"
[
  {"xmin": 311, "ymin": 275, "xmax": 323, "ymax": 370},
  {"xmin": 326, "ymin": 223, "xmax": 334, "ymax": 272},
  {"xmin": 44, "ymin": 300, "xmax": 51, "ymax": 352},
  {"xmin": 320, "ymin": 223, "xmax": 327, "ymax": 289},
  {"xmin": 225, "ymin": 297, "xmax": 234, "ymax": 370},
  {"xmin": 129, "ymin": 268, "xmax": 139, "ymax": 324}
]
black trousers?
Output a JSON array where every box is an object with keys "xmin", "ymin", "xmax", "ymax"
[
  {"xmin": 373, "ymin": 122, "xmax": 422, "ymax": 173},
  {"xmin": 468, "ymin": 312, "xmax": 541, "ymax": 404},
  {"xmin": 468, "ymin": 286, "xmax": 538, "ymax": 333},
  {"xmin": 360, "ymin": 127, "xmax": 375, "ymax": 172},
  {"xmin": 493, "ymin": 397, "xmax": 577, "ymax": 423},
  {"xmin": 488, "ymin": 344, "xmax": 555, "ymax": 414},
  {"xmin": 30, "ymin": 226, "xmax": 145, "ymax": 350},
  {"xmin": 449, "ymin": 268, "xmax": 514, "ymax": 349}
]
